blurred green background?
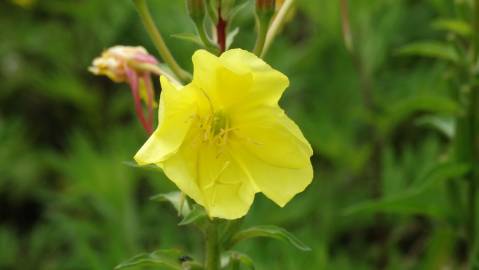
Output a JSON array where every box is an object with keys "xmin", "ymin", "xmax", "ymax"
[{"xmin": 1, "ymin": 0, "xmax": 476, "ymax": 269}]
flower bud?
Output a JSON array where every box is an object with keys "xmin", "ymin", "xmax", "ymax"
[
  {"xmin": 186, "ymin": 0, "xmax": 206, "ymax": 24},
  {"xmin": 89, "ymin": 46, "xmax": 157, "ymax": 82},
  {"xmin": 256, "ymin": 0, "xmax": 275, "ymax": 19}
]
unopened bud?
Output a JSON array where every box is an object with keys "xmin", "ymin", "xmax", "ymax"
[
  {"xmin": 186, "ymin": 0, "xmax": 206, "ymax": 23},
  {"xmin": 256, "ymin": 0, "xmax": 275, "ymax": 18},
  {"xmin": 89, "ymin": 46, "xmax": 157, "ymax": 82}
]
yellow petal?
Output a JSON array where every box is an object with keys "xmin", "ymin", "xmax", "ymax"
[
  {"xmin": 134, "ymin": 76, "xmax": 196, "ymax": 165},
  {"xmin": 220, "ymin": 49, "xmax": 289, "ymax": 107},
  {"xmin": 160, "ymin": 128, "xmax": 205, "ymax": 207},
  {"xmin": 231, "ymin": 138, "xmax": 313, "ymax": 207},
  {"xmin": 197, "ymin": 143, "xmax": 256, "ymax": 219},
  {"xmin": 230, "ymin": 106, "xmax": 313, "ymax": 207},
  {"xmin": 233, "ymin": 106, "xmax": 312, "ymax": 169},
  {"xmin": 162, "ymin": 133, "xmax": 256, "ymax": 219},
  {"xmin": 192, "ymin": 50, "xmax": 253, "ymax": 111}
]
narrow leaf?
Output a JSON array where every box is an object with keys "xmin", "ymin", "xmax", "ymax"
[
  {"xmin": 171, "ymin": 33, "xmax": 204, "ymax": 47},
  {"xmin": 222, "ymin": 251, "xmax": 255, "ymax": 270},
  {"xmin": 226, "ymin": 27, "xmax": 240, "ymax": 49},
  {"xmin": 343, "ymin": 162, "xmax": 470, "ymax": 217},
  {"xmin": 228, "ymin": 225, "xmax": 311, "ymax": 251},
  {"xmin": 150, "ymin": 192, "xmax": 191, "ymax": 217},
  {"xmin": 123, "ymin": 160, "xmax": 161, "ymax": 171},
  {"xmin": 179, "ymin": 204, "xmax": 207, "ymax": 226},
  {"xmin": 432, "ymin": 18, "xmax": 472, "ymax": 36},
  {"xmin": 115, "ymin": 249, "xmax": 183, "ymax": 270},
  {"xmin": 396, "ymin": 41, "xmax": 459, "ymax": 62},
  {"xmin": 415, "ymin": 115, "xmax": 455, "ymax": 138}
]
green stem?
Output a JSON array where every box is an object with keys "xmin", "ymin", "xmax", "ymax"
[
  {"xmin": 467, "ymin": 0, "xmax": 479, "ymax": 264},
  {"xmin": 254, "ymin": 16, "xmax": 269, "ymax": 56},
  {"xmin": 133, "ymin": 0, "xmax": 191, "ymax": 83},
  {"xmin": 196, "ymin": 21, "xmax": 220, "ymax": 54},
  {"xmin": 261, "ymin": 0, "xmax": 295, "ymax": 58},
  {"xmin": 205, "ymin": 220, "xmax": 220, "ymax": 270}
]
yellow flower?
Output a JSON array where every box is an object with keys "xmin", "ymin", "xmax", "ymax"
[{"xmin": 134, "ymin": 49, "xmax": 313, "ymax": 219}]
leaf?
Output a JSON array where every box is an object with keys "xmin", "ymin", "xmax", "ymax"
[
  {"xmin": 115, "ymin": 249, "xmax": 183, "ymax": 270},
  {"xmin": 432, "ymin": 18, "xmax": 472, "ymax": 36},
  {"xmin": 122, "ymin": 160, "xmax": 162, "ymax": 171},
  {"xmin": 226, "ymin": 27, "xmax": 240, "ymax": 49},
  {"xmin": 343, "ymin": 162, "xmax": 470, "ymax": 217},
  {"xmin": 222, "ymin": 251, "xmax": 255, "ymax": 270},
  {"xmin": 171, "ymin": 33, "xmax": 204, "ymax": 47},
  {"xmin": 379, "ymin": 95, "xmax": 461, "ymax": 136},
  {"xmin": 225, "ymin": 0, "xmax": 250, "ymax": 21},
  {"xmin": 227, "ymin": 225, "xmax": 311, "ymax": 251},
  {"xmin": 396, "ymin": 41, "xmax": 459, "ymax": 62},
  {"xmin": 415, "ymin": 115, "xmax": 455, "ymax": 138},
  {"xmin": 179, "ymin": 204, "xmax": 207, "ymax": 226},
  {"xmin": 150, "ymin": 192, "xmax": 191, "ymax": 217}
]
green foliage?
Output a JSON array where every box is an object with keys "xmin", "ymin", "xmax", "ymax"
[
  {"xmin": 227, "ymin": 225, "xmax": 311, "ymax": 252},
  {"xmin": 115, "ymin": 249, "xmax": 184, "ymax": 270},
  {"xmin": 1, "ymin": 0, "xmax": 478, "ymax": 269}
]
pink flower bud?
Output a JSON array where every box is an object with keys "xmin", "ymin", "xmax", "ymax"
[{"xmin": 89, "ymin": 46, "xmax": 157, "ymax": 83}]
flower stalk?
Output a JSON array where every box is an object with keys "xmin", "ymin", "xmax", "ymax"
[
  {"xmin": 254, "ymin": 0, "xmax": 275, "ymax": 56},
  {"xmin": 216, "ymin": 5, "xmax": 227, "ymax": 53},
  {"xmin": 205, "ymin": 220, "xmax": 220, "ymax": 270},
  {"xmin": 133, "ymin": 0, "xmax": 191, "ymax": 82},
  {"xmin": 261, "ymin": 0, "xmax": 294, "ymax": 57}
]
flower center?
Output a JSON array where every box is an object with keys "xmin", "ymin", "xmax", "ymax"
[
  {"xmin": 211, "ymin": 111, "xmax": 228, "ymax": 136},
  {"xmin": 196, "ymin": 110, "xmax": 234, "ymax": 148}
]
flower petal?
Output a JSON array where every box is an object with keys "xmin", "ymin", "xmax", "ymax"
[
  {"xmin": 196, "ymin": 144, "xmax": 256, "ymax": 219},
  {"xmin": 134, "ymin": 76, "xmax": 196, "ymax": 165},
  {"xmin": 233, "ymin": 106, "xmax": 313, "ymax": 169},
  {"xmin": 192, "ymin": 50, "xmax": 253, "ymax": 111},
  {"xmin": 230, "ymin": 139, "xmax": 313, "ymax": 207},
  {"xmin": 230, "ymin": 106, "xmax": 313, "ymax": 207},
  {"xmin": 220, "ymin": 49, "xmax": 289, "ymax": 107},
  {"xmin": 162, "ymin": 134, "xmax": 256, "ymax": 219}
]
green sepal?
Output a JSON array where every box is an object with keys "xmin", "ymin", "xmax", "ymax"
[
  {"xmin": 227, "ymin": 225, "xmax": 311, "ymax": 251},
  {"xmin": 115, "ymin": 249, "xmax": 184, "ymax": 270},
  {"xmin": 150, "ymin": 191, "xmax": 191, "ymax": 217},
  {"xmin": 179, "ymin": 204, "xmax": 208, "ymax": 226},
  {"xmin": 123, "ymin": 160, "xmax": 161, "ymax": 171}
]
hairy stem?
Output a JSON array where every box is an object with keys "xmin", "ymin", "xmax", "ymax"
[
  {"xmin": 216, "ymin": 11, "xmax": 227, "ymax": 53},
  {"xmin": 254, "ymin": 16, "xmax": 269, "ymax": 56},
  {"xmin": 133, "ymin": 0, "xmax": 191, "ymax": 82},
  {"xmin": 205, "ymin": 220, "xmax": 220, "ymax": 270},
  {"xmin": 261, "ymin": 0, "xmax": 294, "ymax": 57}
]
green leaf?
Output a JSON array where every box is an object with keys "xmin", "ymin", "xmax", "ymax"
[
  {"xmin": 378, "ymin": 95, "xmax": 461, "ymax": 136},
  {"xmin": 396, "ymin": 41, "xmax": 459, "ymax": 62},
  {"xmin": 179, "ymin": 204, "xmax": 207, "ymax": 226},
  {"xmin": 115, "ymin": 249, "xmax": 183, "ymax": 270},
  {"xmin": 122, "ymin": 160, "xmax": 162, "ymax": 171},
  {"xmin": 415, "ymin": 115, "xmax": 455, "ymax": 138},
  {"xmin": 432, "ymin": 18, "xmax": 472, "ymax": 36},
  {"xmin": 343, "ymin": 162, "xmax": 470, "ymax": 217},
  {"xmin": 222, "ymin": 251, "xmax": 255, "ymax": 270},
  {"xmin": 227, "ymin": 225, "xmax": 311, "ymax": 251},
  {"xmin": 226, "ymin": 27, "xmax": 240, "ymax": 49},
  {"xmin": 171, "ymin": 33, "xmax": 204, "ymax": 47},
  {"xmin": 150, "ymin": 192, "xmax": 191, "ymax": 217}
]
